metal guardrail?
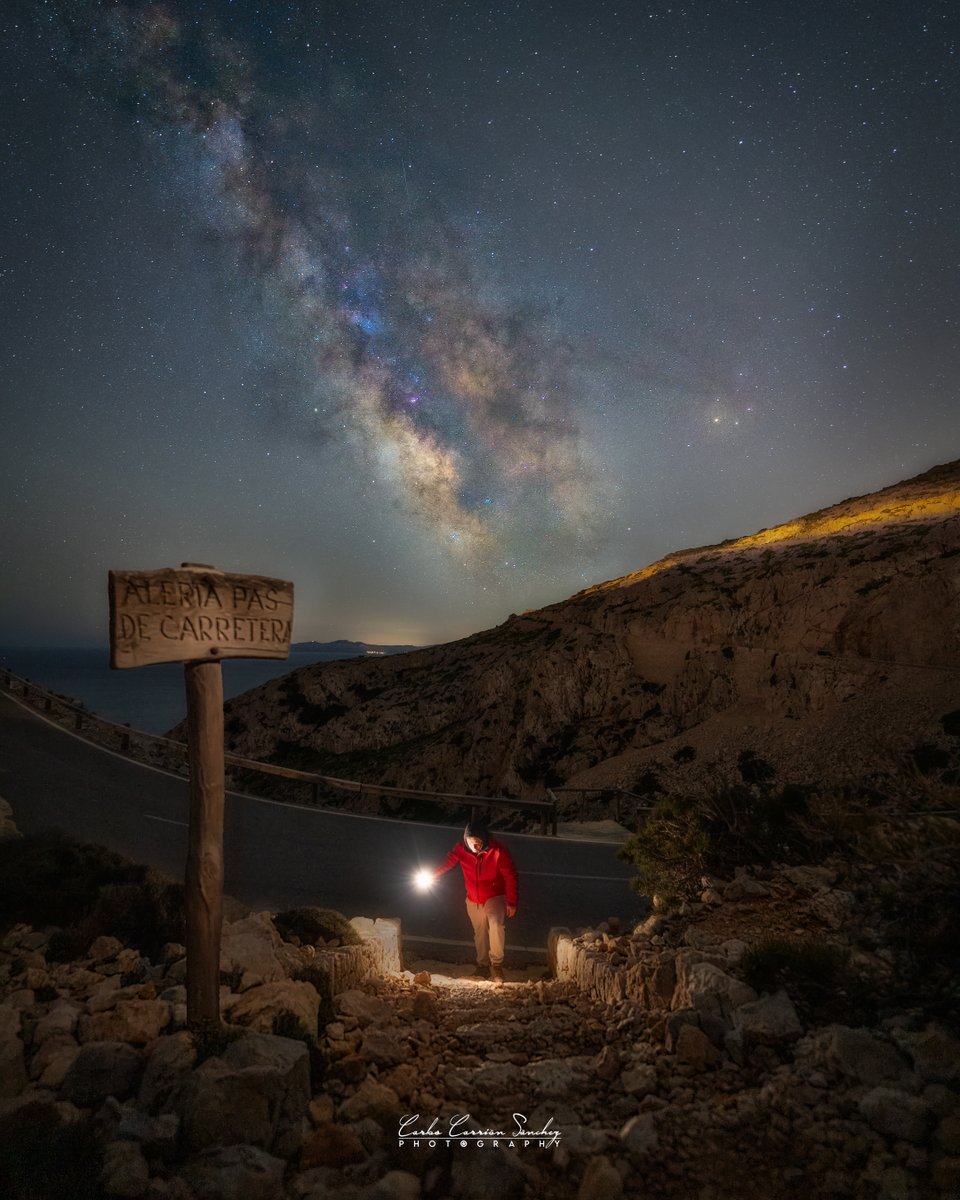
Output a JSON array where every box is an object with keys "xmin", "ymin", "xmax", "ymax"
[{"xmin": 1, "ymin": 668, "xmax": 558, "ymax": 834}]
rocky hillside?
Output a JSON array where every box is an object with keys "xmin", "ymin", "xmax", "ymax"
[{"xmin": 217, "ymin": 459, "xmax": 960, "ymax": 817}]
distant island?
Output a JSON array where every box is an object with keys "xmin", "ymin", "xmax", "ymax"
[{"xmin": 291, "ymin": 639, "xmax": 420, "ymax": 656}]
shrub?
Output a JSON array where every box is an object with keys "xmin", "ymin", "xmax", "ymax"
[
  {"xmin": 0, "ymin": 832, "xmax": 136, "ymax": 933},
  {"xmin": 618, "ymin": 797, "xmax": 709, "ymax": 907},
  {"xmin": 0, "ymin": 832, "xmax": 184, "ymax": 961},
  {"xmin": 742, "ymin": 937, "xmax": 847, "ymax": 995},
  {"xmin": 273, "ymin": 906, "xmax": 361, "ymax": 947}
]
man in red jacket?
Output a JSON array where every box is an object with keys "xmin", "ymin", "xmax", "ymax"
[{"xmin": 433, "ymin": 819, "xmax": 519, "ymax": 983}]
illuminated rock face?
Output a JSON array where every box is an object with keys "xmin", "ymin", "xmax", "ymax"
[{"xmin": 220, "ymin": 459, "xmax": 960, "ymax": 810}]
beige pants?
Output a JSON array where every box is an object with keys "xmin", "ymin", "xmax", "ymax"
[{"xmin": 466, "ymin": 895, "xmax": 507, "ymax": 966}]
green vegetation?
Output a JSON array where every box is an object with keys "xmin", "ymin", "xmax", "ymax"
[
  {"xmin": 272, "ymin": 906, "xmax": 362, "ymax": 946},
  {"xmin": 0, "ymin": 832, "xmax": 184, "ymax": 961}
]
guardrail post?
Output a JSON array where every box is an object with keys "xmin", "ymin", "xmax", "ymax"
[
  {"xmin": 312, "ymin": 782, "xmax": 321, "ymax": 806},
  {"xmin": 121, "ymin": 732, "xmax": 131, "ymax": 753},
  {"xmin": 74, "ymin": 712, "xmax": 83, "ymax": 731},
  {"xmin": 44, "ymin": 697, "xmax": 52, "ymax": 712}
]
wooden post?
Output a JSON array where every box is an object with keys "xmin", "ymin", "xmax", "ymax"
[{"xmin": 184, "ymin": 660, "xmax": 225, "ymax": 1028}]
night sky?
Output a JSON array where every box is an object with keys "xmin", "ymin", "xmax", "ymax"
[{"xmin": 2, "ymin": 1, "xmax": 958, "ymax": 647}]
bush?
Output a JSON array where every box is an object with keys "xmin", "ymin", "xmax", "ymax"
[
  {"xmin": 0, "ymin": 832, "xmax": 136, "ymax": 933},
  {"xmin": 0, "ymin": 832, "xmax": 184, "ymax": 961},
  {"xmin": 273, "ymin": 906, "xmax": 361, "ymax": 946},
  {"xmin": 618, "ymin": 796, "xmax": 709, "ymax": 908},
  {"xmin": 742, "ymin": 937, "xmax": 847, "ymax": 994},
  {"xmin": 740, "ymin": 936, "xmax": 868, "ymax": 1025}
]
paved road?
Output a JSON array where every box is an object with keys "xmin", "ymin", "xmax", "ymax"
[{"xmin": 0, "ymin": 691, "xmax": 643, "ymax": 962}]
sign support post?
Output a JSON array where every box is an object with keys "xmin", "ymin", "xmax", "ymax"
[
  {"xmin": 108, "ymin": 562, "xmax": 294, "ymax": 1030},
  {"xmin": 184, "ymin": 657, "xmax": 225, "ymax": 1027}
]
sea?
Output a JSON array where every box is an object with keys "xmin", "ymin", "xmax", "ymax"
[{"xmin": 0, "ymin": 646, "xmax": 364, "ymax": 735}]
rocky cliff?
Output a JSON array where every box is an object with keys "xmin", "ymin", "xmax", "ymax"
[{"xmin": 218, "ymin": 460, "xmax": 960, "ymax": 817}]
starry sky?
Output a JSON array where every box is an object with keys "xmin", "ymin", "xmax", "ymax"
[{"xmin": 2, "ymin": 0, "xmax": 958, "ymax": 647}]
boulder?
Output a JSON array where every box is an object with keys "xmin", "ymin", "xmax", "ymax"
[
  {"xmin": 78, "ymin": 1000, "xmax": 171, "ymax": 1046},
  {"xmin": 366, "ymin": 1170, "xmax": 422, "ymax": 1200},
  {"xmin": 180, "ymin": 1144, "xmax": 285, "ymax": 1200},
  {"xmin": 336, "ymin": 989, "xmax": 393, "ymax": 1028},
  {"xmin": 100, "ymin": 1139, "xmax": 151, "ymax": 1198},
  {"xmin": 578, "ymin": 1155, "xmax": 623, "ymax": 1200},
  {"xmin": 859, "ymin": 1087, "xmax": 934, "ymax": 1144},
  {"xmin": 0, "ymin": 1003, "xmax": 27, "ymax": 1098},
  {"xmin": 139, "ymin": 1031, "xmax": 197, "ymax": 1111},
  {"xmin": 725, "ymin": 990, "xmax": 802, "ymax": 1064},
  {"xmin": 804, "ymin": 1025, "xmax": 911, "ymax": 1086},
  {"xmin": 175, "ymin": 1034, "xmax": 310, "ymax": 1154},
  {"xmin": 225, "ymin": 980, "xmax": 320, "ymax": 1038},
  {"xmin": 524, "ymin": 1056, "xmax": 593, "ymax": 1098},
  {"xmin": 299, "ymin": 1121, "xmax": 366, "ymax": 1169},
  {"xmin": 59, "ymin": 1041, "xmax": 143, "ymax": 1106},
  {"xmin": 88, "ymin": 936, "xmax": 124, "ymax": 963},
  {"xmin": 619, "ymin": 1063, "xmax": 657, "ymax": 1097},
  {"xmin": 359, "ymin": 1028, "xmax": 411, "ymax": 1066},
  {"xmin": 34, "ymin": 1002, "xmax": 81, "ymax": 1043},
  {"xmin": 619, "ymin": 1113, "xmax": 658, "ymax": 1156},
  {"xmin": 31, "ymin": 1036, "xmax": 81, "ymax": 1089},
  {"xmin": 220, "ymin": 914, "xmax": 289, "ymax": 985},
  {"xmin": 672, "ymin": 958, "xmax": 757, "ymax": 1022},
  {"xmin": 339, "ymin": 1078, "xmax": 402, "ymax": 1124},
  {"xmin": 895, "ymin": 1024, "xmax": 960, "ymax": 1085},
  {"xmin": 449, "ymin": 1145, "xmax": 526, "ymax": 1200},
  {"xmin": 674, "ymin": 1024, "xmax": 720, "ymax": 1070}
]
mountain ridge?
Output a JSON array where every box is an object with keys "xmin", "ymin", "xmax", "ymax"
[{"xmin": 220, "ymin": 458, "xmax": 960, "ymax": 820}]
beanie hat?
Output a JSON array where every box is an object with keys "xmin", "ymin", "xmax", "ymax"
[{"xmin": 464, "ymin": 818, "xmax": 490, "ymax": 846}]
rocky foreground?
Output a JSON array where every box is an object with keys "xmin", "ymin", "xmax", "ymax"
[{"xmin": 2, "ymin": 859, "xmax": 959, "ymax": 1200}]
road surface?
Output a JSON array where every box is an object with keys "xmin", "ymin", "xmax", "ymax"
[{"xmin": 0, "ymin": 691, "xmax": 643, "ymax": 963}]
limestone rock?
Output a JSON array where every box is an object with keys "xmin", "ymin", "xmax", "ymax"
[
  {"xmin": 78, "ymin": 1000, "xmax": 171, "ymax": 1046},
  {"xmin": 175, "ymin": 1033, "xmax": 310, "ymax": 1154},
  {"xmin": 620, "ymin": 1063, "xmax": 657, "ymax": 1097},
  {"xmin": 725, "ymin": 989, "xmax": 802, "ymax": 1064},
  {"xmin": 365, "ymin": 1170, "xmax": 422, "ymax": 1200},
  {"xmin": 578, "ymin": 1155, "xmax": 623, "ymax": 1200},
  {"xmin": 340, "ymin": 1078, "xmax": 402, "ymax": 1124},
  {"xmin": 100, "ymin": 1139, "xmax": 151, "ymax": 1198},
  {"xmin": 449, "ymin": 1145, "xmax": 526, "ymax": 1200},
  {"xmin": 220, "ymin": 914, "xmax": 289, "ymax": 985},
  {"xmin": 34, "ymin": 1001, "xmax": 81, "ymax": 1043},
  {"xmin": 336, "ymin": 989, "xmax": 394, "ymax": 1027},
  {"xmin": 859, "ymin": 1087, "xmax": 934, "ymax": 1144},
  {"xmin": 803, "ymin": 1025, "xmax": 911, "ymax": 1086},
  {"xmin": 89, "ymin": 936, "xmax": 125, "ymax": 963},
  {"xmin": 896, "ymin": 1024, "xmax": 960, "ymax": 1085},
  {"xmin": 299, "ymin": 1121, "xmax": 366, "ymax": 1168},
  {"xmin": 225, "ymin": 980, "xmax": 320, "ymax": 1038},
  {"xmin": 672, "ymin": 958, "xmax": 757, "ymax": 1021},
  {"xmin": 0, "ymin": 1003, "xmax": 27, "ymax": 1098},
  {"xmin": 359, "ymin": 1027, "xmax": 411, "ymax": 1066},
  {"xmin": 674, "ymin": 1024, "xmax": 720, "ymax": 1070},
  {"xmin": 139, "ymin": 1031, "xmax": 197, "ymax": 1111},
  {"xmin": 180, "ymin": 1144, "xmax": 286, "ymax": 1200},
  {"xmin": 619, "ymin": 1113, "xmax": 659, "ymax": 1156},
  {"xmin": 59, "ymin": 1041, "xmax": 143, "ymax": 1106}
]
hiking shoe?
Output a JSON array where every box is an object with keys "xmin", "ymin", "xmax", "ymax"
[
  {"xmin": 469, "ymin": 964, "xmax": 490, "ymax": 980},
  {"xmin": 490, "ymin": 963, "xmax": 504, "ymax": 984}
]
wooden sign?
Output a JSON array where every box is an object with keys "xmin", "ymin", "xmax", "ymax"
[
  {"xmin": 108, "ymin": 561, "xmax": 296, "ymax": 1029},
  {"xmin": 109, "ymin": 566, "xmax": 293, "ymax": 669}
]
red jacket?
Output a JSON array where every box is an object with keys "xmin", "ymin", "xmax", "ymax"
[{"xmin": 435, "ymin": 838, "xmax": 519, "ymax": 908}]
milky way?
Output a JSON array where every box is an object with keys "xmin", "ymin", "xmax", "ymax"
[{"xmin": 52, "ymin": 1, "xmax": 608, "ymax": 565}]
